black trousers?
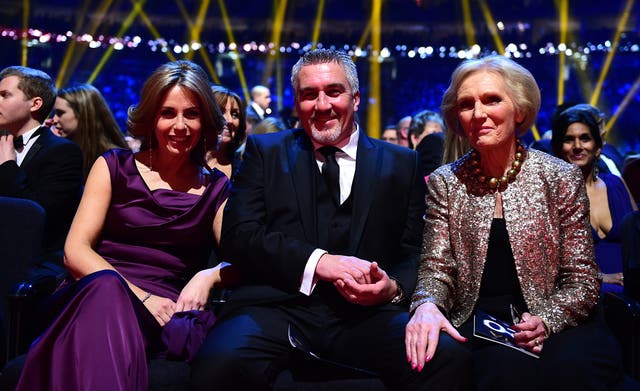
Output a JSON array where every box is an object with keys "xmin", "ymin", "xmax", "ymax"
[
  {"xmin": 457, "ymin": 306, "xmax": 626, "ymax": 391},
  {"xmin": 191, "ymin": 297, "xmax": 472, "ymax": 391}
]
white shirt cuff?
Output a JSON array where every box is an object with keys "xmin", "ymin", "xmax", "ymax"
[{"xmin": 299, "ymin": 249, "xmax": 326, "ymax": 295}]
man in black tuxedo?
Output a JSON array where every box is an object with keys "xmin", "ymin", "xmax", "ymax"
[
  {"xmin": 192, "ymin": 49, "xmax": 469, "ymax": 390},
  {"xmin": 0, "ymin": 66, "xmax": 83, "ymax": 280}
]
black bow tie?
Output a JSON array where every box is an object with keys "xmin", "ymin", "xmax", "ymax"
[
  {"xmin": 13, "ymin": 135, "xmax": 24, "ymax": 150},
  {"xmin": 14, "ymin": 128, "xmax": 43, "ymax": 150}
]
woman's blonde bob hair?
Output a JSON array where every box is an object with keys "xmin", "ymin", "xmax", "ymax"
[{"xmin": 441, "ymin": 55, "xmax": 541, "ymax": 138}]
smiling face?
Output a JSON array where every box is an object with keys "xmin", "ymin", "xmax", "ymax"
[
  {"xmin": 154, "ymin": 85, "xmax": 202, "ymax": 157},
  {"xmin": 52, "ymin": 97, "xmax": 79, "ymax": 138},
  {"xmin": 219, "ymin": 96, "xmax": 240, "ymax": 145},
  {"xmin": 456, "ymin": 71, "xmax": 523, "ymax": 152},
  {"xmin": 561, "ymin": 122, "xmax": 601, "ymax": 171},
  {"xmin": 295, "ymin": 62, "xmax": 360, "ymax": 146}
]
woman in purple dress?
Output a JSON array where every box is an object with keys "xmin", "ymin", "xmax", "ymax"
[
  {"xmin": 551, "ymin": 104, "xmax": 637, "ymax": 294},
  {"xmin": 17, "ymin": 60, "xmax": 232, "ymax": 390}
]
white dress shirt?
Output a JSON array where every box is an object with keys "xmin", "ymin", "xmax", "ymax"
[
  {"xmin": 16, "ymin": 125, "xmax": 43, "ymax": 166},
  {"xmin": 250, "ymin": 101, "xmax": 265, "ymax": 120}
]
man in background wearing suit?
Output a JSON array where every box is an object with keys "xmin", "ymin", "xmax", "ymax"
[
  {"xmin": 192, "ymin": 49, "xmax": 469, "ymax": 390},
  {"xmin": 0, "ymin": 66, "xmax": 83, "ymax": 282},
  {"xmin": 246, "ymin": 84, "xmax": 272, "ymax": 123}
]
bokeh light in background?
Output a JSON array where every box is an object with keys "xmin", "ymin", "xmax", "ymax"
[{"xmin": 0, "ymin": 0, "xmax": 638, "ymax": 153}]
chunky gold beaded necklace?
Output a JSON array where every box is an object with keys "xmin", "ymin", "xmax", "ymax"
[{"xmin": 461, "ymin": 138, "xmax": 526, "ymax": 196}]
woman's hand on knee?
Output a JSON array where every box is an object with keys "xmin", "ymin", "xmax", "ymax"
[{"xmin": 405, "ymin": 302, "xmax": 467, "ymax": 371}]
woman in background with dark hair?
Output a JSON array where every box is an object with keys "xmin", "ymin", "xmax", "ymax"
[
  {"xmin": 552, "ymin": 105, "xmax": 637, "ymax": 294},
  {"xmin": 16, "ymin": 60, "xmax": 233, "ymax": 390},
  {"xmin": 207, "ymin": 85, "xmax": 247, "ymax": 178},
  {"xmin": 52, "ymin": 83, "xmax": 128, "ymax": 180}
]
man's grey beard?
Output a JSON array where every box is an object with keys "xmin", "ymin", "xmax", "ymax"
[{"xmin": 310, "ymin": 126, "xmax": 343, "ymax": 145}]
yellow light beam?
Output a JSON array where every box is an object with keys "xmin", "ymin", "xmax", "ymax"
[
  {"xmin": 367, "ymin": 0, "xmax": 382, "ymax": 139},
  {"xmin": 176, "ymin": 0, "xmax": 195, "ymax": 30},
  {"xmin": 268, "ymin": 0, "xmax": 287, "ymax": 59},
  {"xmin": 348, "ymin": 2, "xmax": 371, "ymax": 64},
  {"xmin": 56, "ymin": 0, "xmax": 102, "ymax": 88},
  {"xmin": 358, "ymin": 22, "xmax": 371, "ymax": 48},
  {"xmin": 185, "ymin": 0, "xmax": 210, "ymax": 61},
  {"xmin": 461, "ymin": 0, "xmax": 476, "ymax": 48},
  {"xmin": 136, "ymin": 7, "xmax": 176, "ymax": 61},
  {"xmin": 354, "ymin": 21, "xmax": 371, "ymax": 62},
  {"xmin": 260, "ymin": 0, "xmax": 288, "ymax": 112},
  {"xmin": 217, "ymin": 0, "xmax": 249, "ymax": 103},
  {"xmin": 552, "ymin": 0, "xmax": 596, "ymax": 105},
  {"xmin": 606, "ymin": 72, "xmax": 640, "ymax": 133},
  {"xmin": 21, "ymin": 0, "xmax": 29, "ymax": 66},
  {"xmin": 198, "ymin": 48, "xmax": 221, "ymax": 85},
  {"xmin": 262, "ymin": 0, "xmax": 287, "ymax": 86},
  {"xmin": 56, "ymin": 0, "xmax": 95, "ymax": 88},
  {"xmin": 311, "ymin": 0, "xmax": 325, "ymax": 50},
  {"xmin": 87, "ymin": 0, "xmax": 147, "ymax": 84},
  {"xmin": 590, "ymin": 0, "xmax": 635, "ymax": 106},
  {"xmin": 174, "ymin": 0, "xmax": 219, "ymax": 83},
  {"xmin": 556, "ymin": 0, "xmax": 568, "ymax": 105},
  {"xmin": 478, "ymin": 0, "xmax": 504, "ymax": 55}
]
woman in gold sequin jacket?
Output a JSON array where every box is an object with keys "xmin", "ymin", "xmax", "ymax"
[{"xmin": 404, "ymin": 55, "xmax": 627, "ymax": 390}]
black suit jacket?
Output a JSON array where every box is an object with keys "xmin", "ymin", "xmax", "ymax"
[
  {"xmin": 0, "ymin": 127, "xmax": 83, "ymax": 261},
  {"xmin": 415, "ymin": 132, "xmax": 445, "ymax": 177},
  {"xmin": 602, "ymin": 143, "xmax": 625, "ymax": 172},
  {"xmin": 220, "ymin": 128, "xmax": 426, "ymax": 309}
]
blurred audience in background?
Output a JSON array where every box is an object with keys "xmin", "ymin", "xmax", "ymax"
[
  {"xmin": 408, "ymin": 109, "xmax": 446, "ymax": 179},
  {"xmin": 246, "ymin": 85, "xmax": 272, "ymax": 123},
  {"xmin": 206, "ymin": 85, "xmax": 247, "ymax": 179},
  {"xmin": 395, "ymin": 115, "xmax": 411, "ymax": 148},
  {"xmin": 381, "ymin": 125, "xmax": 400, "ymax": 144},
  {"xmin": 252, "ymin": 116, "xmax": 286, "ymax": 135}
]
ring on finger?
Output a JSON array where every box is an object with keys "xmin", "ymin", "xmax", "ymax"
[{"xmin": 534, "ymin": 338, "xmax": 541, "ymax": 346}]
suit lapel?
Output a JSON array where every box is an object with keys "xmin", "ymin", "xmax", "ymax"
[
  {"xmin": 21, "ymin": 126, "xmax": 49, "ymax": 167},
  {"xmin": 287, "ymin": 130, "xmax": 318, "ymax": 242},
  {"xmin": 349, "ymin": 131, "xmax": 381, "ymax": 253}
]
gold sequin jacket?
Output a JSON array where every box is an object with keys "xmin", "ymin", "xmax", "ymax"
[{"xmin": 410, "ymin": 149, "xmax": 600, "ymax": 333}]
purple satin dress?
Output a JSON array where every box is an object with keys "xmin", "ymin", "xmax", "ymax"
[
  {"xmin": 16, "ymin": 148, "xmax": 230, "ymax": 390},
  {"xmin": 593, "ymin": 173, "xmax": 635, "ymax": 295}
]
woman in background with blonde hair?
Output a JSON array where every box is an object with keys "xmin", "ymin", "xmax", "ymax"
[{"xmin": 52, "ymin": 84, "xmax": 128, "ymax": 180}]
